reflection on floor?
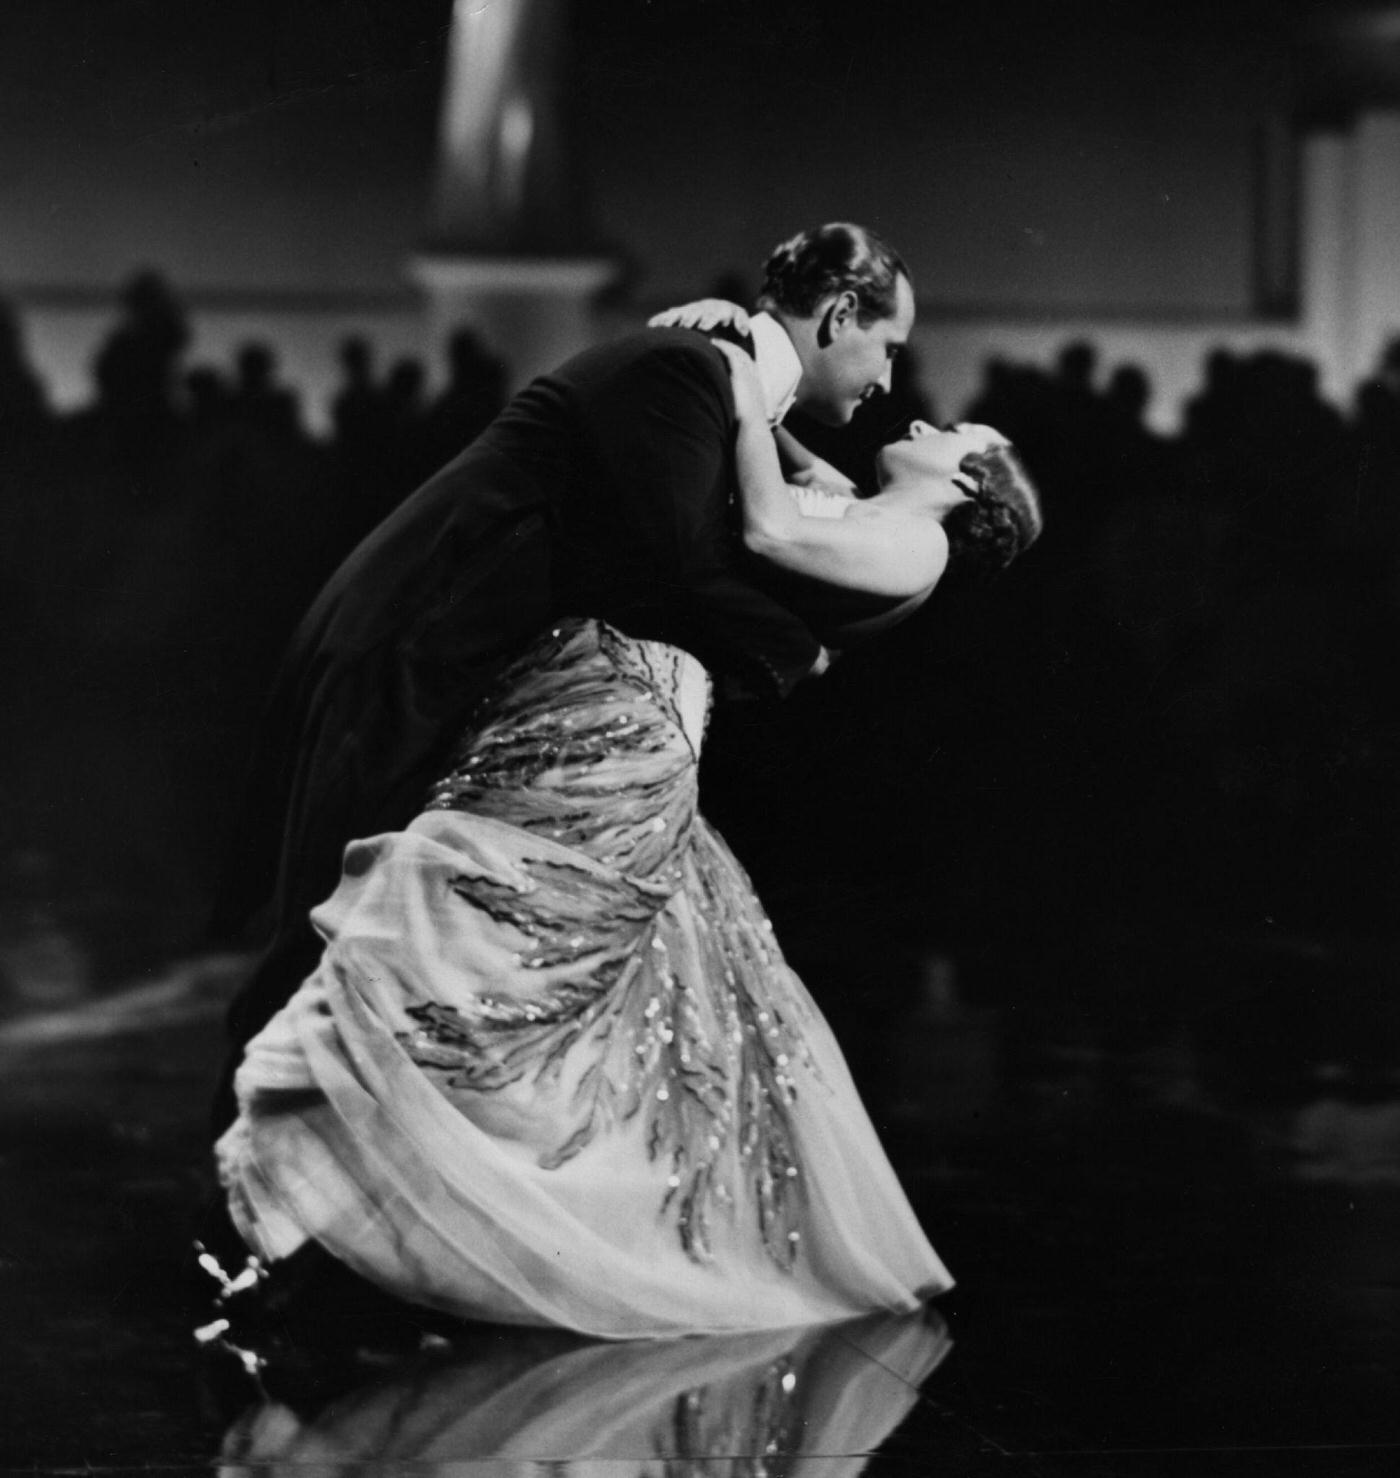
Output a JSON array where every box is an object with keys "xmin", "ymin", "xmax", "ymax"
[
  {"xmin": 213, "ymin": 1307, "xmax": 950, "ymax": 1472},
  {"xmin": 0, "ymin": 950, "xmax": 1397, "ymax": 1473}
]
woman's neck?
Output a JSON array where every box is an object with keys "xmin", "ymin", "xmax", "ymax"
[{"xmin": 868, "ymin": 475, "xmax": 960, "ymax": 521}]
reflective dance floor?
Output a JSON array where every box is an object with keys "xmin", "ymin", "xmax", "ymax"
[{"xmin": 1, "ymin": 950, "xmax": 1397, "ymax": 1475}]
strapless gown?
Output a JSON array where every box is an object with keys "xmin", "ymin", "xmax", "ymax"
[{"xmin": 216, "ymin": 618, "xmax": 951, "ymax": 1338}]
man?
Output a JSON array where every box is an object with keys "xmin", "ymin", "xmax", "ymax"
[
  {"xmin": 212, "ymin": 222, "xmax": 914, "ymax": 1130},
  {"xmin": 654, "ymin": 226, "xmax": 914, "ymax": 473}
]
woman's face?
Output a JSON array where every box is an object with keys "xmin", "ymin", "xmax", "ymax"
[{"xmin": 876, "ymin": 421, "xmax": 1007, "ymax": 515}]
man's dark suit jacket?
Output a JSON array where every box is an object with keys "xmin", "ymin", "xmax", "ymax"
[{"xmin": 215, "ymin": 328, "xmax": 824, "ymax": 1087}]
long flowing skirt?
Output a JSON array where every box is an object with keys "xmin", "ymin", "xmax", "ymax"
[{"xmin": 217, "ymin": 618, "xmax": 951, "ymax": 1338}]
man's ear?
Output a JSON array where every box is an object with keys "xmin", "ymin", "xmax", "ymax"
[
  {"xmin": 829, "ymin": 290, "xmax": 860, "ymax": 334},
  {"xmin": 816, "ymin": 290, "xmax": 858, "ymax": 349}
]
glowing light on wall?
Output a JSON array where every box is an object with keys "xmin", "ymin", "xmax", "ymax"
[{"xmin": 428, "ymin": 0, "xmax": 583, "ymax": 253}]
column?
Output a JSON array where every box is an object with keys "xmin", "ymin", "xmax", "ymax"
[
  {"xmin": 1299, "ymin": 129, "xmax": 1358, "ymax": 404},
  {"xmin": 1300, "ymin": 110, "xmax": 1400, "ymax": 399},
  {"xmin": 409, "ymin": 0, "xmax": 617, "ymax": 391},
  {"xmin": 1352, "ymin": 112, "xmax": 1400, "ymax": 385}
]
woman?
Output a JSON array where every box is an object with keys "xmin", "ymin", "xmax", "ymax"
[
  {"xmin": 214, "ymin": 359, "xmax": 1041, "ymax": 1341},
  {"xmin": 715, "ymin": 341, "xmax": 1041, "ymax": 597}
]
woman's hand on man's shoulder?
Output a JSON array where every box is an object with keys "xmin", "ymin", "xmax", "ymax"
[{"xmin": 648, "ymin": 299, "xmax": 752, "ymax": 335}]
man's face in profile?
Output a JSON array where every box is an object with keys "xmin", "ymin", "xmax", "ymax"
[{"xmin": 799, "ymin": 273, "xmax": 915, "ymax": 426}]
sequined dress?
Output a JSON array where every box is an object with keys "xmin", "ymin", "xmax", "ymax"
[{"xmin": 217, "ymin": 618, "xmax": 951, "ymax": 1338}]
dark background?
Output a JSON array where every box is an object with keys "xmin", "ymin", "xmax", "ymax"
[
  {"xmin": 0, "ymin": 0, "xmax": 1396, "ymax": 1115},
  {"xmin": 0, "ymin": 0, "xmax": 1296, "ymax": 312},
  {"xmin": 1, "ymin": 3, "xmax": 1398, "ymax": 1468}
]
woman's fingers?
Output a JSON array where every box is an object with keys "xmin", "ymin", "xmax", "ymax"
[{"xmin": 647, "ymin": 299, "xmax": 751, "ymax": 334}]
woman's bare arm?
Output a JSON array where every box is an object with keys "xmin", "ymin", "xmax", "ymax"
[{"xmin": 714, "ymin": 343, "xmax": 948, "ymax": 598}]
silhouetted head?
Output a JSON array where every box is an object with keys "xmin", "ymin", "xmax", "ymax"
[
  {"xmin": 1057, "ymin": 340, "xmax": 1097, "ymax": 389},
  {"xmin": 1107, "ymin": 364, "xmax": 1151, "ymax": 420},
  {"xmin": 339, "ymin": 335, "xmax": 373, "ymax": 379},
  {"xmin": 387, "ymin": 357, "xmax": 425, "ymax": 405},
  {"xmin": 757, "ymin": 222, "xmax": 915, "ymax": 427},
  {"xmin": 236, "ymin": 342, "xmax": 275, "ymax": 390},
  {"xmin": 184, "ymin": 365, "xmax": 226, "ymax": 412},
  {"xmin": 121, "ymin": 269, "xmax": 184, "ymax": 325},
  {"xmin": 1202, "ymin": 347, "xmax": 1238, "ymax": 389},
  {"xmin": 0, "ymin": 296, "xmax": 19, "ymax": 355},
  {"xmin": 447, "ymin": 326, "xmax": 496, "ymax": 377}
]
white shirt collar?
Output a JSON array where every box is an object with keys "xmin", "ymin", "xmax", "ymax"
[{"xmin": 748, "ymin": 311, "xmax": 802, "ymax": 427}]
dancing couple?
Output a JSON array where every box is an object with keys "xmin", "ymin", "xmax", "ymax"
[{"xmin": 208, "ymin": 223, "xmax": 1042, "ymax": 1340}]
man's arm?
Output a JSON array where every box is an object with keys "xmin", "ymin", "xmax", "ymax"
[{"xmin": 578, "ymin": 334, "xmax": 825, "ymax": 697}]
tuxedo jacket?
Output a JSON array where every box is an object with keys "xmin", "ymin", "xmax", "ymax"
[{"xmin": 218, "ymin": 329, "xmax": 826, "ymax": 1044}]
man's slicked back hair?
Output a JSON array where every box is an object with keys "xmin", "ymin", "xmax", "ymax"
[{"xmin": 757, "ymin": 222, "xmax": 911, "ymax": 325}]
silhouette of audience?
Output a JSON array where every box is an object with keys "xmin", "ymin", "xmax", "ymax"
[
  {"xmin": 0, "ymin": 272, "xmax": 1396, "ymax": 992},
  {"xmin": 183, "ymin": 365, "xmax": 231, "ymax": 433},
  {"xmin": 331, "ymin": 335, "xmax": 385, "ymax": 449},
  {"xmin": 0, "ymin": 297, "xmax": 47, "ymax": 431},
  {"xmin": 84, "ymin": 269, "xmax": 190, "ymax": 467},
  {"xmin": 0, "ymin": 298, "xmax": 52, "ymax": 585},
  {"xmin": 420, "ymin": 326, "xmax": 507, "ymax": 472},
  {"xmin": 231, "ymin": 342, "xmax": 304, "ymax": 444},
  {"xmin": 948, "ymin": 336, "xmax": 1395, "ymax": 951}
]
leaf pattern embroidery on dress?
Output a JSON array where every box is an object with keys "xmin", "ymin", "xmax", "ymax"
[{"xmin": 397, "ymin": 618, "xmax": 815, "ymax": 1269}]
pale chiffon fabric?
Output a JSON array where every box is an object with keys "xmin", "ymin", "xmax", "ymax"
[{"xmin": 217, "ymin": 619, "xmax": 951, "ymax": 1338}]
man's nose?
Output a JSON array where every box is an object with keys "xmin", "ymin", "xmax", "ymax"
[{"xmin": 876, "ymin": 362, "xmax": 894, "ymax": 394}]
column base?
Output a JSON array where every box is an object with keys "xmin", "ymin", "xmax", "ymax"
[{"xmin": 408, "ymin": 253, "xmax": 620, "ymax": 391}]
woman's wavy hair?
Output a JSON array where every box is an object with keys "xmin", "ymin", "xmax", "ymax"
[
  {"xmin": 757, "ymin": 223, "xmax": 910, "ymax": 326},
  {"xmin": 943, "ymin": 442, "xmax": 1044, "ymax": 581}
]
